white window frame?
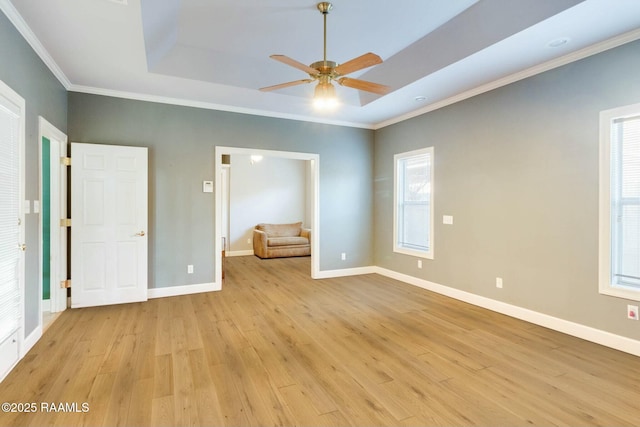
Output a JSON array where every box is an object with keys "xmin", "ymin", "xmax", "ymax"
[
  {"xmin": 599, "ymin": 102, "xmax": 640, "ymax": 301},
  {"xmin": 393, "ymin": 147, "xmax": 434, "ymax": 259}
]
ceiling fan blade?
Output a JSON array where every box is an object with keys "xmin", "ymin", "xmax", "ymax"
[
  {"xmin": 270, "ymin": 55, "xmax": 320, "ymax": 76},
  {"xmin": 337, "ymin": 77, "xmax": 390, "ymax": 95},
  {"xmin": 259, "ymin": 79, "xmax": 314, "ymax": 92},
  {"xmin": 334, "ymin": 52, "xmax": 383, "ymax": 76}
]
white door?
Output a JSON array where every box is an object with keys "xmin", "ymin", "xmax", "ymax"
[
  {"xmin": 221, "ymin": 165, "xmax": 230, "ymax": 250},
  {"xmin": 49, "ymin": 136, "xmax": 68, "ymax": 313},
  {"xmin": 0, "ymin": 81, "xmax": 25, "ymax": 381},
  {"xmin": 71, "ymin": 143, "xmax": 148, "ymax": 308}
]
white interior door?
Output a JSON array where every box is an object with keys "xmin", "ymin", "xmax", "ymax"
[
  {"xmin": 221, "ymin": 165, "xmax": 230, "ymax": 250},
  {"xmin": 0, "ymin": 80, "xmax": 25, "ymax": 381},
  {"xmin": 71, "ymin": 143, "xmax": 148, "ymax": 308},
  {"xmin": 50, "ymin": 137, "xmax": 68, "ymax": 312}
]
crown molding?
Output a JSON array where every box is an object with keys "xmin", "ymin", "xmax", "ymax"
[
  {"xmin": 1, "ymin": 0, "xmax": 71, "ymax": 89},
  {"xmin": 68, "ymin": 84, "xmax": 375, "ymax": 129},
  {"xmin": 375, "ymin": 27, "xmax": 640, "ymax": 130}
]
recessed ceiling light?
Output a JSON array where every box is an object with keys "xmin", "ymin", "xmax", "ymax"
[
  {"xmin": 547, "ymin": 37, "xmax": 570, "ymax": 48},
  {"xmin": 414, "ymin": 96, "xmax": 427, "ymax": 102}
]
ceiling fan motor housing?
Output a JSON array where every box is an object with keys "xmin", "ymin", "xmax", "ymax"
[{"xmin": 310, "ymin": 60, "xmax": 338, "ymax": 77}]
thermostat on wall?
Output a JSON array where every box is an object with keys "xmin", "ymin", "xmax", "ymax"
[{"xmin": 202, "ymin": 181, "xmax": 213, "ymax": 193}]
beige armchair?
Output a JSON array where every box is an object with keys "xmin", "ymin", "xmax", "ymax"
[{"xmin": 253, "ymin": 222, "xmax": 311, "ymax": 259}]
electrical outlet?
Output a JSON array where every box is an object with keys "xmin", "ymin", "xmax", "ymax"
[
  {"xmin": 628, "ymin": 305, "xmax": 639, "ymax": 320},
  {"xmin": 247, "ymin": 238, "xmax": 251, "ymax": 244},
  {"xmin": 341, "ymin": 252, "xmax": 346, "ymax": 261},
  {"xmin": 187, "ymin": 265, "xmax": 194, "ymax": 274},
  {"xmin": 496, "ymin": 277, "xmax": 503, "ymax": 289},
  {"xmin": 417, "ymin": 260, "xmax": 422, "ymax": 269}
]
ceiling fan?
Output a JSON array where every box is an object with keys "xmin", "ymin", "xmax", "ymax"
[{"xmin": 259, "ymin": 2, "xmax": 390, "ymax": 108}]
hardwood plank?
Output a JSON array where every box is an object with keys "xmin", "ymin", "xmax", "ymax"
[{"xmin": 150, "ymin": 395, "xmax": 174, "ymax": 427}]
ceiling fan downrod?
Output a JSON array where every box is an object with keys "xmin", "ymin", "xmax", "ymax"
[{"xmin": 317, "ymin": 2, "xmax": 333, "ymax": 68}]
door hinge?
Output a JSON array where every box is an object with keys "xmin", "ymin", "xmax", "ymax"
[
  {"xmin": 60, "ymin": 279, "xmax": 71, "ymax": 289},
  {"xmin": 60, "ymin": 218, "xmax": 71, "ymax": 227},
  {"xmin": 61, "ymin": 156, "xmax": 71, "ymax": 166}
]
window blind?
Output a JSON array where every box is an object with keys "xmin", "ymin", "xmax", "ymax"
[
  {"xmin": 611, "ymin": 114, "xmax": 640, "ymax": 290},
  {"xmin": 0, "ymin": 97, "xmax": 21, "ymax": 344}
]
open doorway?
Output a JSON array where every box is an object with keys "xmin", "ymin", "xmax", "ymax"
[
  {"xmin": 214, "ymin": 147, "xmax": 320, "ymax": 288},
  {"xmin": 39, "ymin": 117, "xmax": 68, "ymax": 332}
]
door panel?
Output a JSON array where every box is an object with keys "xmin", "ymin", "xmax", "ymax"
[
  {"xmin": 71, "ymin": 143, "xmax": 148, "ymax": 308},
  {"xmin": 0, "ymin": 81, "xmax": 25, "ymax": 380}
]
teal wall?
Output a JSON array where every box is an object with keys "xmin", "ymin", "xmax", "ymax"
[{"xmin": 42, "ymin": 137, "xmax": 50, "ymax": 300}]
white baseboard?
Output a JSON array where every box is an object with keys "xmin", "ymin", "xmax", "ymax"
[
  {"xmin": 314, "ymin": 266, "xmax": 377, "ymax": 279},
  {"xmin": 227, "ymin": 250, "xmax": 253, "ymax": 257},
  {"xmin": 148, "ymin": 282, "xmax": 220, "ymax": 299},
  {"xmin": 22, "ymin": 325, "xmax": 42, "ymax": 358},
  {"xmin": 374, "ymin": 267, "xmax": 640, "ymax": 357}
]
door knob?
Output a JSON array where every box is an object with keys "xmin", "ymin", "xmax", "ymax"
[{"xmin": 135, "ymin": 231, "xmax": 146, "ymax": 237}]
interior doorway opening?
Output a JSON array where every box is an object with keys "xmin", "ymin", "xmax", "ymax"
[
  {"xmin": 214, "ymin": 147, "xmax": 320, "ymax": 288},
  {"xmin": 39, "ymin": 117, "xmax": 68, "ymax": 333}
]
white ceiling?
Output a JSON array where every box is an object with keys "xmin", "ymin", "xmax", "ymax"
[{"xmin": 3, "ymin": 0, "xmax": 640, "ymax": 128}]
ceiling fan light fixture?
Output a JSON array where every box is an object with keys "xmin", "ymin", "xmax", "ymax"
[{"xmin": 313, "ymin": 81, "xmax": 339, "ymax": 109}]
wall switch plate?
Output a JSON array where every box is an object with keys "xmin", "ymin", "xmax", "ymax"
[
  {"xmin": 417, "ymin": 260, "xmax": 422, "ymax": 269},
  {"xmin": 187, "ymin": 265, "xmax": 194, "ymax": 274},
  {"xmin": 247, "ymin": 238, "xmax": 251, "ymax": 244},
  {"xmin": 496, "ymin": 277, "xmax": 503, "ymax": 289},
  {"xmin": 202, "ymin": 180, "xmax": 213, "ymax": 193},
  {"xmin": 341, "ymin": 252, "xmax": 346, "ymax": 261},
  {"xmin": 628, "ymin": 305, "xmax": 639, "ymax": 320},
  {"xmin": 443, "ymin": 215, "xmax": 453, "ymax": 225}
]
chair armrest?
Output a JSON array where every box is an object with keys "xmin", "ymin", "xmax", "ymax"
[
  {"xmin": 300, "ymin": 228, "xmax": 311, "ymax": 245},
  {"xmin": 253, "ymin": 229, "xmax": 268, "ymax": 257}
]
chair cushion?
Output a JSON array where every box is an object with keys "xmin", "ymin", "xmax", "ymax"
[
  {"xmin": 256, "ymin": 222, "xmax": 302, "ymax": 237},
  {"xmin": 268, "ymin": 236, "xmax": 309, "ymax": 247}
]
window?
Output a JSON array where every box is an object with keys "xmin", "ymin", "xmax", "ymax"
[
  {"xmin": 394, "ymin": 147, "xmax": 434, "ymax": 259},
  {"xmin": 599, "ymin": 103, "xmax": 640, "ymax": 301}
]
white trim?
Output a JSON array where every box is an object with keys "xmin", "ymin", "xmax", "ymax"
[
  {"xmin": 393, "ymin": 147, "xmax": 434, "ymax": 260},
  {"xmin": 374, "ymin": 267, "xmax": 640, "ymax": 357},
  {"xmin": 41, "ymin": 299, "xmax": 50, "ymax": 312},
  {"xmin": 215, "ymin": 147, "xmax": 321, "ymax": 284},
  {"xmin": 0, "ymin": 0, "xmax": 71, "ymax": 89},
  {"xmin": 148, "ymin": 282, "xmax": 218, "ymax": 299},
  {"xmin": 227, "ymin": 250, "xmax": 254, "ymax": 257},
  {"xmin": 21, "ymin": 324, "xmax": 41, "ymax": 358},
  {"xmin": 599, "ymin": 102, "xmax": 640, "ymax": 302},
  {"xmin": 375, "ymin": 28, "xmax": 640, "ymax": 130},
  {"xmin": 69, "ymin": 86, "xmax": 374, "ymax": 130},
  {"xmin": 314, "ymin": 266, "xmax": 377, "ymax": 279}
]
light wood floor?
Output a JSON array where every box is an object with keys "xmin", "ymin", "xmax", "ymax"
[{"xmin": 2, "ymin": 256, "xmax": 640, "ymax": 426}]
